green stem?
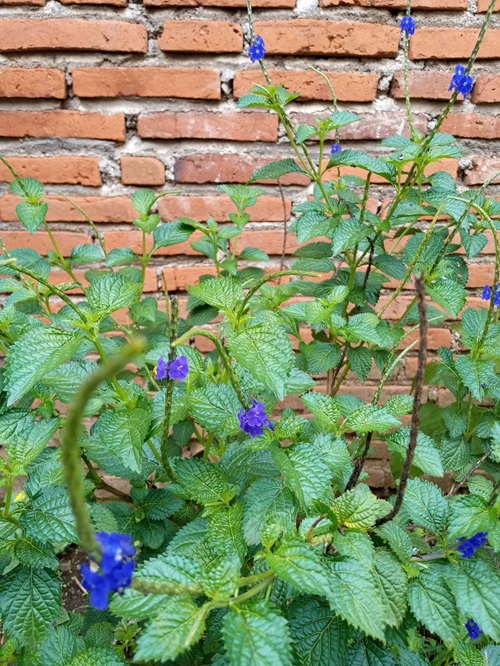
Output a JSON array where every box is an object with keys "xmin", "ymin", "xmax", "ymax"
[
  {"xmin": 61, "ymin": 340, "xmax": 145, "ymax": 560},
  {"xmin": 402, "ymin": 36, "xmax": 417, "ymax": 141},
  {"xmin": 237, "ymin": 270, "xmax": 320, "ymax": 318},
  {"xmin": 60, "ymin": 193, "xmax": 106, "ymax": 255},
  {"xmin": 91, "ymin": 335, "xmax": 129, "ymax": 403},
  {"xmin": 160, "ymin": 296, "xmax": 179, "ymax": 478},
  {"xmin": 2, "ymin": 481, "xmax": 13, "ymax": 517}
]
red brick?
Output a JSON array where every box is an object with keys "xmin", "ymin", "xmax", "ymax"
[
  {"xmin": 0, "ymin": 157, "xmax": 101, "ymax": 186},
  {"xmin": 0, "ymin": 0, "xmax": 44, "ymax": 4},
  {"xmin": 477, "ymin": 0, "xmax": 500, "ymax": 11},
  {"xmin": 254, "ymin": 20, "xmax": 400, "ymax": 57},
  {"xmin": 403, "ymin": 328, "xmax": 451, "ymax": 350},
  {"xmin": 409, "ymin": 29, "xmax": 500, "ymax": 60},
  {"xmin": 158, "ymin": 21, "xmax": 242, "ymax": 53},
  {"xmin": 0, "ymin": 19, "xmax": 147, "ymax": 53},
  {"xmin": 441, "ymin": 113, "xmax": 500, "ymax": 139},
  {"xmin": 174, "ymin": 154, "xmax": 309, "ymax": 186},
  {"xmin": 158, "ymin": 196, "xmax": 292, "ymax": 222},
  {"xmin": 0, "ymin": 68, "xmax": 66, "ymax": 98},
  {"xmin": 290, "ymin": 111, "xmax": 428, "ymax": 140},
  {"xmin": 138, "ymin": 112, "xmax": 278, "ymax": 142},
  {"xmin": 1, "ymin": 231, "xmax": 92, "ymax": 256},
  {"xmin": 0, "ymin": 111, "xmax": 125, "ymax": 141},
  {"xmin": 73, "ymin": 68, "xmax": 220, "ymax": 100},
  {"xmin": 233, "ymin": 70, "xmax": 380, "ymax": 102},
  {"xmin": 0, "ymin": 195, "xmax": 136, "ymax": 224},
  {"xmin": 104, "ymin": 230, "xmax": 203, "ymax": 256},
  {"xmin": 120, "ymin": 157, "xmax": 165, "ymax": 186},
  {"xmin": 391, "ymin": 71, "xmax": 453, "ymax": 100},
  {"xmin": 237, "ymin": 230, "xmax": 300, "ymax": 255},
  {"xmin": 163, "ymin": 264, "xmax": 288, "ymax": 292},
  {"xmin": 466, "ymin": 264, "xmax": 498, "ymax": 289},
  {"xmin": 147, "ymin": 0, "xmax": 294, "ymax": 5},
  {"xmin": 50, "ymin": 268, "xmax": 157, "ymax": 293},
  {"xmin": 323, "ymin": 0, "xmax": 466, "ymax": 6},
  {"xmin": 472, "ymin": 75, "xmax": 500, "ymax": 103},
  {"xmin": 61, "ymin": 0, "xmax": 126, "ymax": 5},
  {"xmin": 464, "ymin": 158, "xmax": 500, "ymax": 186}
]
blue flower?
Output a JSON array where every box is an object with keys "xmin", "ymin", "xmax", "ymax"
[
  {"xmin": 400, "ymin": 15, "xmax": 416, "ymax": 35},
  {"xmin": 456, "ymin": 531, "xmax": 488, "ymax": 558},
  {"xmin": 330, "ymin": 143, "xmax": 342, "ymax": 155},
  {"xmin": 156, "ymin": 355, "xmax": 189, "ymax": 381},
  {"xmin": 494, "ymin": 290, "xmax": 500, "ymax": 307},
  {"xmin": 482, "ymin": 285, "xmax": 492, "ymax": 300},
  {"xmin": 249, "ymin": 36, "xmax": 266, "ymax": 63},
  {"xmin": 449, "ymin": 64, "xmax": 474, "ymax": 99},
  {"xmin": 465, "ymin": 619, "xmax": 483, "ymax": 640},
  {"xmin": 81, "ymin": 532, "xmax": 136, "ymax": 610},
  {"xmin": 238, "ymin": 400, "xmax": 274, "ymax": 437}
]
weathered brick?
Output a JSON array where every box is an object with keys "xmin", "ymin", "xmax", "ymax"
[
  {"xmin": 0, "ymin": 0, "xmax": 44, "ymax": 4},
  {"xmin": 73, "ymin": 68, "xmax": 221, "ymax": 100},
  {"xmin": 466, "ymin": 263, "xmax": 498, "ymax": 288},
  {"xmin": 472, "ymin": 75, "xmax": 500, "ymax": 103},
  {"xmin": 1, "ymin": 231, "xmax": 92, "ymax": 256},
  {"xmin": 323, "ymin": 0, "xmax": 466, "ymax": 7},
  {"xmin": 237, "ymin": 230, "xmax": 300, "ymax": 255},
  {"xmin": 138, "ymin": 112, "xmax": 278, "ymax": 142},
  {"xmin": 0, "ymin": 111, "xmax": 125, "ymax": 141},
  {"xmin": 477, "ymin": 0, "xmax": 500, "ymax": 11},
  {"xmin": 233, "ymin": 70, "xmax": 380, "ymax": 102},
  {"xmin": 120, "ymin": 157, "xmax": 165, "ymax": 186},
  {"xmin": 61, "ymin": 0, "xmax": 126, "ymax": 5},
  {"xmin": 174, "ymin": 154, "xmax": 309, "ymax": 185},
  {"xmin": 0, "ymin": 68, "xmax": 66, "ymax": 99},
  {"xmin": 158, "ymin": 196, "xmax": 292, "ymax": 222},
  {"xmin": 464, "ymin": 158, "xmax": 500, "ymax": 185},
  {"xmin": 0, "ymin": 195, "xmax": 136, "ymax": 223},
  {"xmin": 290, "ymin": 111, "xmax": 428, "ymax": 140},
  {"xmin": 0, "ymin": 157, "xmax": 101, "ymax": 186},
  {"xmin": 158, "ymin": 21, "xmax": 242, "ymax": 53},
  {"xmin": 147, "ymin": 0, "xmax": 294, "ymax": 6},
  {"xmin": 104, "ymin": 230, "xmax": 203, "ymax": 256},
  {"xmin": 403, "ymin": 327, "xmax": 451, "ymax": 350},
  {"xmin": 390, "ymin": 71, "xmax": 453, "ymax": 100},
  {"xmin": 409, "ymin": 29, "xmax": 500, "ymax": 59},
  {"xmin": 0, "ymin": 19, "xmax": 146, "ymax": 53},
  {"xmin": 254, "ymin": 20, "xmax": 400, "ymax": 57},
  {"xmin": 441, "ymin": 113, "xmax": 500, "ymax": 139}
]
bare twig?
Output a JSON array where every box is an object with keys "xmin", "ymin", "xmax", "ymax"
[
  {"xmin": 447, "ymin": 449, "xmax": 492, "ymax": 497},
  {"xmin": 376, "ymin": 273, "xmax": 428, "ymax": 526},
  {"xmin": 345, "ymin": 432, "xmax": 373, "ymax": 491},
  {"xmin": 278, "ymin": 180, "xmax": 288, "ymax": 281}
]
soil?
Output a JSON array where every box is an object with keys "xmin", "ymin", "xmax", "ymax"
[{"xmin": 59, "ymin": 545, "xmax": 88, "ymax": 614}]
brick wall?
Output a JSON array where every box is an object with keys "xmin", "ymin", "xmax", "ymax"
[{"xmin": 0, "ymin": 0, "xmax": 499, "ymax": 488}]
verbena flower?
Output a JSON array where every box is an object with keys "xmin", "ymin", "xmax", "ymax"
[
  {"xmin": 449, "ymin": 64, "xmax": 474, "ymax": 99},
  {"xmin": 249, "ymin": 36, "xmax": 266, "ymax": 62},
  {"xmin": 82, "ymin": 532, "xmax": 136, "ymax": 610},
  {"xmin": 330, "ymin": 143, "xmax": 342, "ymax": 155},
  {"xmin": 482, "ymin": 285, "xmax": 492, "ymax": 300},
  {"xmin": 494, "ymin": 291, "xmax": 500, "ymax": 307},
  {"xmin": 456, "ymin": 531, "xmax": 488, "ymax": 558},
  {"xmin": 465, "ymin": 619, "xmax": 483, "ymax": 640},
  {"xmin": 238, "ymin": 400, "xmax": 274, "ymax": 437},
  {"xmin": 156, "ymin": 355, "xmax": 189, "ymax": 381},
  {"xmin": 400, "ymin": 15, "xmax": 416, "ymax": 35}
]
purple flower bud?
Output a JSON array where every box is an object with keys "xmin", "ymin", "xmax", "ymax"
[
  {"xmin": 400, "ymin": 15, "xmax": 416, "ymax": 35},
  {"xmin": 238, "ymin": 399, "xmax": 274, "ymax": 437},
  {"xmin": 248, "ymin": 36, "xmax": 266, "ymax": 63}
]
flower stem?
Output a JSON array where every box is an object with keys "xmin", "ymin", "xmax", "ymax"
[{"xmin": 160, "ymin": 296, "xmax": 179, "ymax": 478}]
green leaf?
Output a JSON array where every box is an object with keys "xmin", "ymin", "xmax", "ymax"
[
  {"xmin": 109, "ymin": 588, "xmax": 169, "ymax": 620},
  {"xmin": 301, "ymin": 392, "xmax": 341, "ymax": 434},
  {"xmin": 131, "ymin": 487, "xmax": 183, "ymax": 520},
  {"xmin": 0, "ymin": 412, "xmax": 59, "ymax": 466},
  {"xmin": 132, "ymin": 188, "xmax": 157, "ymax": 215},
  {"xmin": 267, "ymin": 538, "xmax": 332, "ymax": 598},
  {"xmin": 455, "ymin": 356, "xmax": 493, "ymax": 402},
  {"xmin": 242, "ymin": 479, "xmax": 297, "ymax": 546},
  {"xmin": 40, "ymin": 625, "xmax": 78, "ymax": 666},
  {"xmin": 296, "ymin": 211, "xmax": 332, "ymax": 243},
  {"xmin": 222, "ymin": 599, "xmax": 294, "ymax": 666},
  {"xmin": 135, "ymin": 596, "xmax": 207, "ymax": 663},
  {"xmin": 93, "ymin": 406, "xmax": 152, "ymax": 473},
  {"xmin": 171, "ymin": 458, "xmax": 237, "ymax": 506},
  {"xmin": 153, "ymin": 221, "xmax": 194, "ymax": 249},
  {"xmin": 188, "ymin": 384, "xmax": 241, "ymax": 438},
  {"xmin": 344, "ymin": 405, "xmax": 401, "ymax": 435},
  {"xmin": 401, "ymin": 478, "xmax": 448, "ymax": 532},
  {"xmin": 188, "ymin": 276, "xmax": 244, "ymax": 313},
  {"xmin": 249, "ymin": 158, "xmax": 307, "ymax": 182},
  {"xmin": 15, "ymin": 201, "xmax": 48, "ymax": 233},
  {"xmin": 331, "ymin": 219, "xmax": 371, "ymax": 255},
  {"xmin": 21, "ymin": 487, "xmax": 78, "ymax": 544},
  {"xmin": 331, "ymin": 486, "xmax": 390, "ymax": 530},
  {"xmin": 208, "ymin": 502, "xmax": 246, "ymax": 561},
  {"xmin": 14, "ymin": 537, "xmax": 59, "ymax": 570},
  {"xmin": 87, "ymin": 273, "xmax": 141, "ymax": 315},
  {"xmin": 273, "ymin": 442, "xmax": 332, "ymax": 510},
  {"xmin": 372, "ymin": 549, "xmax": 407, "ymax": 627},
  {"xmin": 70, "ymin": 244, "xmax": 105, "ymax": 265},
  {"xmin": 137, "ymin": 554, "xmax": 202, "ymax": 593},
  {"xmin": 227, "ymin": 322, "xmax": 294, "ymax": 400},
  {"xmin": 5, "ymin": 327, "xmax": 83, "ymax": 405},
  {"xmin": 10, "ymin": 176, "xmax": 45, "ymax": 201},
  {"xmin": 384, "ymin": 395, "xmax": 414, "ymax": 417},
  {"xmin": 295, "ymin": 124, "xmax": 318, "ymax": 144},
  {"xmin": 106, "ymin": 247, "xmax": 138, "ymax": 267},
  {"xmin": 0, "ymin": 566, "xmax": 61, "ymax": 646},
  {"xmin": 301, "ymin": 341, "xmax": 342, "ymax": 375},
  {"xmin": 335, "ymin": 531, "xmax": 374, "ymax": 566},
  {"xmin": 408, "ymin": 566, "xmax": 462, "ymax": 643},
  {"xmin": 426, "ymin": 280, "xmax": 466, "ymax": 318},
  {"xmin": 134, "ymin": 212, "xmax": 161, "ymax": 234},
  {"xmin": 348, "ymin": 347, "xmax": 372, "ymax": 382},
  {"xmin": 447, "ymin": 494, "xmax": 497, "ymax": 541},
  {"xmin": 239, "ymin": 247, "xmax": 270, "ymax": 261},
  {"xmin": 219, "ymin": 184, "xmax": 266, "ymax": 215},
  {"xmin": 327, "ymin": 149, "xmax": 395, "ymax": 183},
  {"xmin": 348, "ymin": 640, "xmax": 396, "ymax": 666},
  {"xmin": 386, "ymin": 428, "xmax": 443, "ymax": 477},
  {"xmin": 67, "ymin": 648, "xmax": 125, "ymax": 666},
  {"xmin": 454, "ymin": 560, "xmax": 500, "ymax": 641},
  {"xmin": 328, "ymin": 111, "xmax": 362, "ymax": 129},
  {"xmin": 374, "ymin": 522, "xmax": 413, "ymax": 563},
  {"xmin": 454, "ymin": 643, "xmax": 485, "ymax": 666},
  {"xmin": 288, "ymin": 597, "xmax": 349, "ymax": 666},
  {"xmin": 347, "ymin": 313, "xmax": 382, "ymax": 346}
]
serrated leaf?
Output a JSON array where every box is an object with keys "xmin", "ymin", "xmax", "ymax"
[
  {"xmin": 386, "ymin": 427, "xmax": 443, "ymax": 477},
  {"xmin": 171, "ymin": 458, "xmax": 237, "ymax": 506},
  {"xmin": 328, "ymin": 111, "xmax": 362, "ymax": 129},
  {"xmin": 153, "ymin": 221, "xmax": 194, "ymax": 249},
  {"xmin": 374, "ymin": 522, "xmax": 413, "ymax": 562},
  {"xmin": 131, "ymin": 487, "xmax": 183, "ymax": 520},
  {"xmin": 344, "ymin": 405, "xmax": 401, "ymax": 435},
  {"xmin": 70, "ymin": 244, "xmax": 105, "ymax": 265},
  {"xmin": 14, "ymin": 537, "xmax": 59, "ymax": 570},
  {"xmin": 10, "ymin": 176, "xmax": 45, "ymax": 201},
  {"xmin": 93, "ymin": 406, "xmax": 151, "ymax": 473},
  {"xmin": 137, "ymin": 553, "xmax": 202, "ymax": 593},
  {"xmin": 5, "ymin": 327, "xmax": 83, "ymax": 405},
  {"xmin": 222, "ymin": 599, "xmax": 293, "ymax": 666},
  {"xmin": 109, "ymin": 588, "xmax": 169, "ymax": 620},
  {"xmin": 426, "ymin": 279, "xmax": 466, "ymax": 318},
  {"xmin": 249, "ymin": 158, "xmax": 307, "ymax": 182},
  {"xmin": 274, "ymin": 442, "xmax": 332, "ymax": 510},
  {"xmin": 295, "ymin": 124, "xmax": 318, "ymax": 144},
  {"xmin": 454, "ymin": 560, "xmax": 500, "ymax": 641},
  {"xmin": 455, "ymin": 356, "xmax": 493, "ymax": 402},
  {"xmin": 67, "ymin": 648, "xmax": 125, "ymax": 666},
  {"xmin": 331, "ymin": 218, "xmax": 371, "ymax": 255},
  {"xmin": 447, "ymin": 494, "xmax": 497, "ymax": 541},
  {"xmin": 296, "ymin": 211, "xmax": 332, "ymax": 243},
  {"xmin": 301, "ymin": 392, "xmax": 341, "ymax": 433},
  {"xmin": 40, "ymin": 625, "xmax": 78, "ymax": 666},
  {"xmin": 21, "ymin": 487, "xmax": 78, "ymax": 544},
  {"xmin": 332, "ymin": 486, "xmax": 390, "ymax": 530},
  {"xmin": 384, "ymin": 395, "xmax": 414, "ymax": 417},
  {"xmin": 1, "ymin": 412, "xmax": 59, "ymax": 466},
  {"xmin": 372, "ymin": 549, "xmax": 407, "ymax": 627},
  {"xmin": 16, "ymin": 201, "xmax": 48, "ymax": 233},
  {"xmin": 208, "ymin": 502, "xmax": 246, "ymax": 561},
  {"xmin": 348, "ymin": 640, "xmax": 396, "ymax": 666},
  {"xmin": 347, "ymin": 313, "xmax": 382, "ymax": 346},
  {"xmin": 348, "ymin": 347, "xmax": 372, "ymax": 382},
  {"xmin": 132, "ymin": 188, "xmax": 156, "ymax": 215},
  {"xmin": 106, "ymin": 247, "xmax": 138, "ymax": 267},
  {"xmin": 242, "ymin": 479, "xmax": 297, "ymax": 546},
  {"xmin": 0, "ymin": 566, "xmax": 61, "ymax": 646},
  {"xmin": 327, "ymin": 149, "xmax": 395, "ymax": 183},
  {"xmin": 135, "ymin": 596, "xmax": 207, "ymax": 663},
  {"xmin": 87, "ymin": 273, "xmax": 141, "ymax": 315},
  {"xmin": 239, "ymin": 247, "xmax": 270, "ymax": 261},
  {"xmin": 402, "ymin": 478, "xmax": 448, "ymax": 532},
  {"xmin": 301, "ymin": 341, "xmax": 342, "ymax": 375},
  {"xmin": 188, "ymin": 276, "xmax": 244, "ymax": 313},
  {"xmin": 408, "ymin": 567, "xmax": 461, "ymax": 643},
  {"xmin": 188, "ymin": 383, "xmax": 241, "ymax": 438}
]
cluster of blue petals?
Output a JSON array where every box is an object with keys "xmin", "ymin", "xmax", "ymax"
[
  {"xmin": 449, "ymin": 64, "xmax": 474, "ymax": 99},
  {"xmin": 481, "ymin": 284, "xmax": 500, "ymax": 306},
  {"xmin": 81, "ymin": 532, "xmax": 136, "ymax": 610},
  {"xmin": 249, "ymin": 36, "xmax": 266, "ymax": 62},
  {"xmin": 156, "ymin": 355, "xmax": 189, "ymax": 381},
  {"xmin": 400, "ymin": 15, "xmax": 416, "ymax": 35},
  {"xmin": 466, "ymin": 619, "xmax": 483, "ymax": 641},
  {"xmin": 238, "ymin": 400, "xmax": 274, "ymax": 437},
  {"xmin": 330, "ymin": 143, "xmax": 343, "ymax": 156},
  {"xmin": 456, "ymin": 531, "xmax": 488, "ymax": 558}
]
